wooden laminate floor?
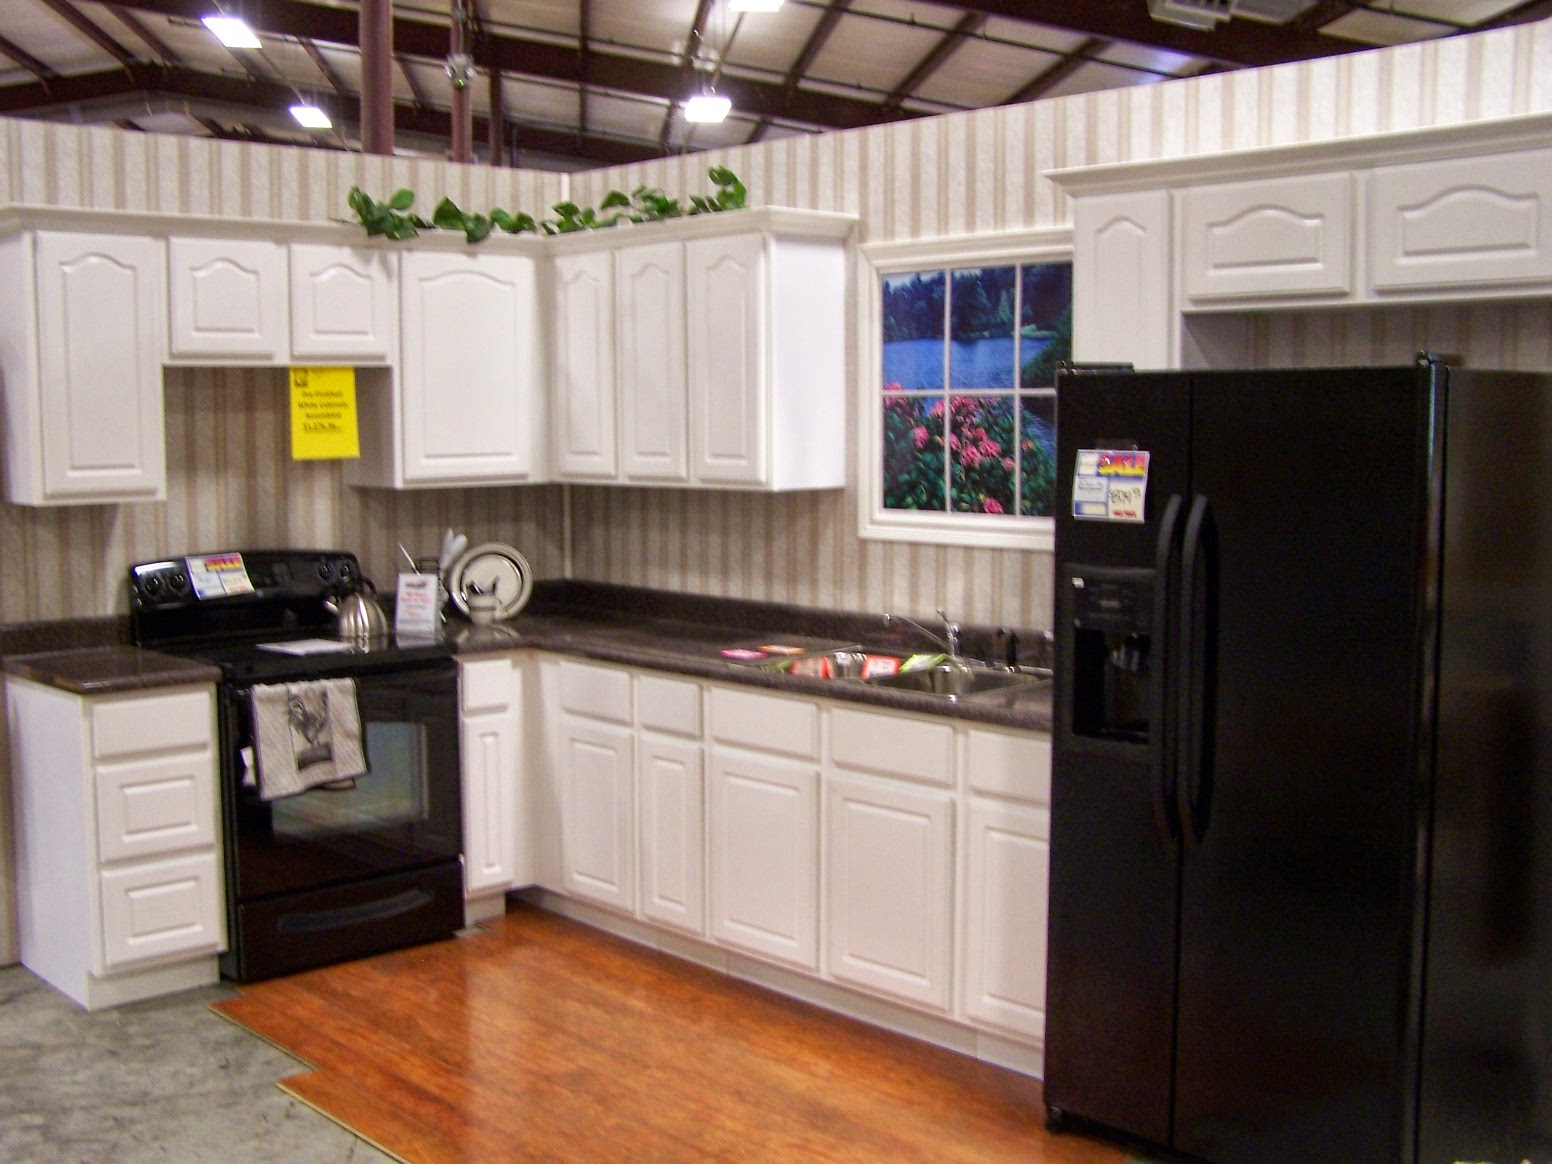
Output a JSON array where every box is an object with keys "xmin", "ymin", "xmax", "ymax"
[{"xmin": 213, "ymin": 901, "xmax": 1135, "ymax": 1164}]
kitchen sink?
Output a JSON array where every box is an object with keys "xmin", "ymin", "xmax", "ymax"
[
  {"xmin": 864, "ymin": 663, "xmax": 1050, "ymax": 700},
  {"xmin": 753, "ymin": 648, "xmax": 907, "ymax": 680}
]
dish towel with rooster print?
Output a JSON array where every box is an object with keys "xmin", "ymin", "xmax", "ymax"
[{"xmin": 249, "ymin": 678, "xmax": 368, "ymax": 801}]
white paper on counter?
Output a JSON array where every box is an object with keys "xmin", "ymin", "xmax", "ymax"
[{"xmin": 257, "ymin": 638, "xmax": 356, "ymax": 655}]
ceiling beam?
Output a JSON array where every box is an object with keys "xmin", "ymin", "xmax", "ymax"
[
  {"xmin": 746, "ymin": 0, "xmax": 849, "ymax": 145},
  {"xmin": 0, "ymin": 62, "xmax": 666, "ymax": 167},
  {"xmin": 1001, "ymin": 36, "xmax": 1107, "ymax": 106},
  {"xmin": 101, "ymin": 3, "xmax": 183, "ymax": 66},
  {"xmin": 880, "ymin": 12, "xmax": 986, "ymax": 116},
  {"xmin": 0, "ymin": 33, "xmax": 58, "ymax": 81},
  {"xmin": 33, "ymin": 0, "xmax": 139, "ymax": 69},
  {"xmin": 300, "ymin": 38, "xmax": 350, "ymax": 98},
  {"xmin": 1491, "ymin": 0, "xmax": 1552, "ymax": 24}
]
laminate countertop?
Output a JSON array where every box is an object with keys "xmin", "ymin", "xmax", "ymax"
[{"xmin": 3, "ymin": 645, "xmax": 222, "ymax": 695}]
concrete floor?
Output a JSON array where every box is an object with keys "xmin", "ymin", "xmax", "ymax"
[{"xmin": 0, "ymin": 965, "xmax": 395, "ymax": 1164}]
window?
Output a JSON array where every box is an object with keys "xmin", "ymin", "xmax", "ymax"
[{"xmin": 859, "ymin": 229, "xmax": 1073, "ymax": 550}]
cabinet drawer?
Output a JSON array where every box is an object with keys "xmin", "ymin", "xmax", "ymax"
[
  {"xmin": 637, "ymin": 674, "xmax": 701, "ymax": 737},
  {"xmin": 92, "ymin": 689, "xmax": 212, "ymax": 760},
  {"xmin": 708, "ymin": 687, "xmax": 818, "ymax": 760},
  {"xmin": 461, "ymin": 655, "xmax": 515, "ymax": 713},
  {"xmin": 98, "ymin": 851, "xmax": 223, "ymax": 969},
  {"xmin": 558, "ymin": 660, "xmax": 633, "ymax": 723},
  {"xmin": 965, "ymin": 729, "xmax": 1051, "ymax": 805},
  {"xmin": 829, "ymin": 707, "xmax": 953, "ymax": 786},
  {"xmin": 95, "ymin": 753, "xmax": 216, "ymax": 863}
]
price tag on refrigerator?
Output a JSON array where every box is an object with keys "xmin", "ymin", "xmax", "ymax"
[{"xmin": 1072, "ymin": 449, "xmax": 1150, "ymax": 522}]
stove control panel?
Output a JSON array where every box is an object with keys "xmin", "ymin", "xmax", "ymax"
[{"xmin": 129, "ymin": 550, "xmax": 360, "ymax": 611}]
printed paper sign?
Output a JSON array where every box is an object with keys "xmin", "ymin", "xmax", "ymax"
[
  {"xmin": 1072, "ymin": 449, "xmax": 1150, "ymax": 522},
  {"xmin": 187, "ymin": 552, "xmax": 254, "ymax": 599},
  {"xmin": 289, "ymin": 367, "xmax": 361, "ymax": 460},
  {"xmin": 395, "ymin": 573, "xmax": 441, "ymax": 637}
]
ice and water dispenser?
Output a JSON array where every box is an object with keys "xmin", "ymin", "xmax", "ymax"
[{"xmin": 1067, "ymin": 567, "xmax": 1155, "ymax": 745}]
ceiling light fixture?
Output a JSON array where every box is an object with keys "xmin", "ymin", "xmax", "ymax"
[
  {"xmin": 684, "ymin": 92, "xmax": 732, "ymax": 123},
  {"xmin": 289, "ymin": 102, "xmax": 332, "ymax": 129},
  {"xmin": 202, "ymin": 14, "xmax": 262, "ymax": 48},
  {"xmin": 728, "ymin": 0, "xmax": 784, "ymax": 12}
]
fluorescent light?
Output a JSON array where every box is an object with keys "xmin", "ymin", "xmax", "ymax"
[
  {"xmin": 684, "ymin": 93, "xmax": 731, "ymax": 124},
  {"xmin": 289, "ymin": 103, "xmax": 332, "ymax": 129},
  {"xmin": 202, "ymin": 14, "xmax": 262, "ymax": 48},
  {"xmin": 729, "ymin": 0, "xmax": 784, "ymax": 11}
]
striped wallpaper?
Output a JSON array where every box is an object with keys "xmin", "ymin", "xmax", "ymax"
[{"xmin": 0, "ymin": 21, "xmax": 1550, "ymax": 962}]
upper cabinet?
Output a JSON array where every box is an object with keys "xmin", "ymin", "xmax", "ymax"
[
  {"xmin": 548, "ymin": 208, "xmax": 855, "ymax": 492},
  {"xmin": 0, "ymin": 230, "xmax": 167, "ymax": 505},
  {"xmin": 167, "ymin": 237, "xmax": 289, "ymax": 363},
  {"xmin": 349, "ymin": 245, "xmax": 546, "ymax": 489}
]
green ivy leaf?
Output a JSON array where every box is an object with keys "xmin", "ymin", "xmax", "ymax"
[
  {"xmin": 387, "ymin": 188, "xmax": 416, "ymax": 211},
  {"xmin": 432, "ymin": 197, "xmax": 467, "ymax": 232},
  {"xmin": 599, "ymin": 189, "xmax": 631, "ymax": 210}
]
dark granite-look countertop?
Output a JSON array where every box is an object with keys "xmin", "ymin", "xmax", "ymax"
[
  {"xmin": 4, "ymin": 645, "xmax": 222, "ymax": 695},
  {"xmin": 449, "ymin": 580, "xmax": 1052, "ymax": 732}
]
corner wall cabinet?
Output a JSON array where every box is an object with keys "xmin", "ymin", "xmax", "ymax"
[
  {"xmin": 7, "ymin": 679, "xmax": 224, "ymax": 1010},
  {"xmin": 547, "ymin": 208, "xmax": 854, "ymax": 491},
  {"xmin": 0, "ymin": 229, "xmax": 167, "ymax": 504},
  {"xmin": 1052, "ymin": 113, "xmax": 1552, "ymax": 368}
]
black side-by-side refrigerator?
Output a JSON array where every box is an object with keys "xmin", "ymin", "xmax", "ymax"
[{"xmin": 1045, "ymin": 357, "xmax": 1552, "ymax": 1164}]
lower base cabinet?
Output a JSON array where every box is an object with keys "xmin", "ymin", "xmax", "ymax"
[
  {"xmin": 825, "ymin": 775, "xmax": 953, "ymax": 1010},
  {"xmin": 961, "ymin": 797, "xmax": 1051, "ymax": 1042},
  {"xmin": 637, "ymin": 733, "xmax": 704, "ymax": 934},
  {"xmin": 707, "ymin": 747, "xmax": 819, "ymax": 970},
  {"xmin": 558, "ymin": 713, "xmax": 636, "ymax": 912}
]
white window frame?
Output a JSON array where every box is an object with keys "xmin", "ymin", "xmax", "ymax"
[{"xmin": 857, "ymin": 226, "xmax": 1073, "ymax": 551}]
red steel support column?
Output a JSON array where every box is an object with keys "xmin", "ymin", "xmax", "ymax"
[
  {"xmin": 449, "ymin": 1, "xmax": 473, "ymax": 163},
  {"xmin": 488, "ymin": 68, "xmax": 505, "ymax": 167},
  {"xmin": 359, "ymin": 0, "xmax": 393, "ymax": 155}
]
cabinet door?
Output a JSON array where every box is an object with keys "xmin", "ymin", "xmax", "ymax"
[
  {"xmin": 167, "ymin": 237, "xmax": 288, "ymax": 362},
  {"xmin": 707, "ymin": 746, "xmax": 818, "ymax": 969},
  {"xmin": 638, "ymin": 733, "xmax": 704, "ymax": 935},
  {"xmin": 1369, "ymin": 147, "xmax": 1552, "ymax": 293},
  {"xmin": 962, "ymin": 797, "xmax": 1049, "ymax": 1041},
  {"xmin": 558, "ymin": 715, "xmax": 635, "ymax": 912},
  {"xmin": 95, "ymin": 752, "xmax": 216, "ymax": 864},
  {"xmin": 618, "ymin": 241, "xmax": 688, "ymax": 483},
  {"xmin": 289, "ymin": 243, "xmax": 397, "ymax": 362},
  {"xmin": 400, "ymin": 251, "xmax": 541, "ymax": 484},
  {"xmin": 826, "ymin": 775, "xmax": 952, "ymax": 1010},
  {"xmin": 552, "ymin": 249, "xmax": 618, "ymax": 479},
  {"xmin": 1071, "ymin": 191, "xmax": 1171, "ymax": 369},
  {"xmin": 98, "ymin": 851, "xmax": 223, "ymax": 970},
  {"xmin": 34, "ymin": 232, "xmax": 167, "ymax": 502},
  {"xmin": 461, "ymin": 675, "xmax": 519, "ymax": 896},
  {"xmin": 686, "ymin": 234, "xmax": 766, "ymax": 486}
]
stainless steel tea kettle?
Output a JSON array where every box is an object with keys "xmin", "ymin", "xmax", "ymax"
[{"xmin": 324, "ymin": 576, "xmax": 389, "ymax": 643}]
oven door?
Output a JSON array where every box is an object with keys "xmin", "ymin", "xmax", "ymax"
[{"xmin": 222, "ymin": 659, "xmax": 462, "ymax": 902}]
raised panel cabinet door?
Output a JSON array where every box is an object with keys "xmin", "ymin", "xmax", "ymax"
[
  {"xmin": 35, "ymin": 232, "xmax": 167, "ymax": 502},
  {"xmin": 1181, "ymin": 173, "xmax": 1353, "ymax": 302},
  {"xmin": 962, "ymin": 797, "xmax": 1050, "ymax": 1042},
  {"xmin": 558, "ymin": 715, "xmax": 636, "ymax": 912},
  {"xmin": 826, "ymin": 775, "xmax": 953, "ymax": 1010},
  {"xmin": 1071, "ymin": 191, "xmax": 1171, "ymax": 369},
  {"xmin": 552, "ymin": 249, "xmax": 618, "ymax": 479},
  {"xmin": 686, "ymin": 233, "xmax": 766, "ymax": 486},
  {"xmin": 1369, "ymin": 147, "xmax": 1552, "ymax": 293},
  {"xmin": 400, "ymin": 251, "xmax": 540, "ymax": 484},
  {"xmin": 95, "ymin": 752, "xmax": 217, "ymax": 865},
  {"xmin": 707, "ymin": 747, "xmax": 818, "ymax": 969},
  {"xmin": 168, "ymin": 237, "xmax": 288, "ymax": 361},
  {"xmin": 289, "ymin": 243, "xmax": 397, "ymax": 362},
  {"xmin": 618, "ymin": 240, "xmax": 688, "ymax": 482},
  {"xmin": 637, "ymin": 734, "xmax": 704, "ymax": 934},
  {"xmin": 462, "ymin": 704, "xmax": 518, "ymax": 895},
  {"xmin": 98, "ymin": 851, "xmax": 223, "ymax": 970}
]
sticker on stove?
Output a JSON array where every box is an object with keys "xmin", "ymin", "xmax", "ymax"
[
  {"xmin": 1072, "ymin": 449, "xmax": 1150, "ymax": 522},
  {"xmin": 186, "ymin": 553, "xmax": 255, "ymax": 599}
]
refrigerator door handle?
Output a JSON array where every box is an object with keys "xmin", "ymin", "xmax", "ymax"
[
  {"xmin": 1151, "ymin": 493, "xmax": 1184, "ymax": 842},
  {"xmin": 1178, "ymin": 494, "xmax": 1218, "ymax": 849}
]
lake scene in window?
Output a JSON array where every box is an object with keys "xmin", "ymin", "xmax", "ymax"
[{"xmin": 881, "ymin": 261, "xmax": 1069, "ymax": 518}]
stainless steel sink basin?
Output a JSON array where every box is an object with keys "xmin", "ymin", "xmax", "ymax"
[{"xmin": 864, "ymin": 664, "xmax": 1050, "ymax": 699}]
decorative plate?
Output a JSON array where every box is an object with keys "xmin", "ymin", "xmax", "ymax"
[{"xmin": 447, "ymin": 542, "xmax": 533, "ymax": 621}]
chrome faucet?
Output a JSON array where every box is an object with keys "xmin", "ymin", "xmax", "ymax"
[{"xmin": 883, "ymin": 609, "xmax": 961, "ymax": 659}]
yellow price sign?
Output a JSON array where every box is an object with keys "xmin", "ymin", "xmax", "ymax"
[{"xmin": 289, "ymin": 367, "xmax": 361, "ymax": 460}]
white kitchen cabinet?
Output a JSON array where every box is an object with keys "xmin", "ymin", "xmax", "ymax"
[
  {"xmin": 638, "ymin": 733, "xmax": 704, "ymax": 934},
  {"xmin": 707, "ymin": 745, "xmax": 819, "ymax": 970},
  {"xmin": 167, "ymin": 236, "xmax": 289, "ymax": 363},
  {"xmin": 8, "ymin": 679, "xmax": 223, "ymax": 1009},
  {"xmin": 826, "ymin": 774, "xmax": 953, "ymax": 1010},
  {"xmin": 1369, "ymin": 146, "xmax": 1552, "ymax": 294},
  {"xmin": 0, "ymin": 230, "xmax": 167, "ymax": 505},
  {"xmin": 351, "ymin": 247, "xmax": 545, "ymax": 488},
  {"xmin": 962, "ymin": 798, "xmax": 1049, "ymax": 1043},
  {"xmin": 558, "ymin": 716, "xmax": 635, "ymax": 912},
  {"xmin": 289, "ymin": 242, "xmax": 398, "ymax": 363},
  {"xmin": 551, "ymin": 249, "xmax": 617, "ymax": 479},
  {"xmin": 1181, "ymin": 173, "xmax": 1353, "ymax": 303},
  {"xmin": 1070, "ymin": 190, "xmax": 1172, "ymax": 369},
  {"xmin": 617, "ymin": 240, "xmax": 688, "ymax": 483},
  {"xmin": 460, "ymin": 655, "xmax": 522, "ymax": 912}
]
